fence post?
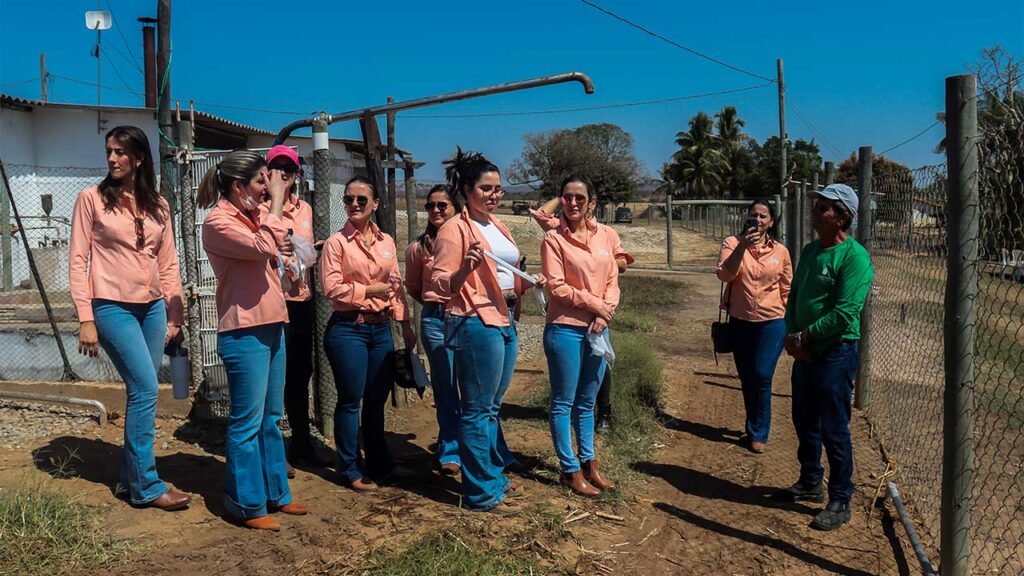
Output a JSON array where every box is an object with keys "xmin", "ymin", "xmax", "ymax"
[
  {"xmin": 941, "ymin": 73, "xmax": 977, "ymax": 576},
  {"xmin": 855, "ymin": 146, "xmax": 874, "ymax": 410},
  {"xmin": 176, "ymin": 114, "xmax": 204, "ymax": 395},
  {"xmin": 809, "ymin": 172, "xmax": 819, "ymax": 247},
  {"xmin": 403, "ymin": 159, "xmax": 422, "ymax": 357},
  {"xmin": 647, "ymin": 203, "xmax": 653, "ymax": 226},
  {"xmin": 0, "ymin": 170, "xmax": 10, "ymax": 291},
  {"xmin": 311, "ymin": 115, "xmax": 335, "ymax": 438},
  {"xmin": 665, "ymin": 195, "xmax": 673, "ymax": 269},
  {"xmin": 824, "ymin": 161, "xmax": 835, "ymax": 186}
]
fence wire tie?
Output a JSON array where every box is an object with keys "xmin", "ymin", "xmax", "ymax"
[{"xmin": 175, "ymin": 148, "xmax": 193, "ymax": 165}]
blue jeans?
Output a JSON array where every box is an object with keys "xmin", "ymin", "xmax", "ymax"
[
  {"xmin": 446, "ymin": 312, "xmax": 518, "ymax": 510},
  {"xmin": 544, "ymin": 324, "xmax": 607, "ymax": 473},
  {"xmin": 791, "ymin": 341, "xmax": 860, "ymax": 503},
  {"xmin": 323, "ymin": 316, "xmax": 395, "ymax": 484},
  {"xmin": 93, "ymin": 299, "xmax": 168, "ymax": 505},
  {"xmin": 218, "ymin": 323, "xmax": 291, "ymax": 519},
  {"xmin": 421, "ymin": 303, "xmax": 460, "ymax": 466},
  {"xmin": 730, "ymin": 318, "xmax": 786, "ymax": 443}
]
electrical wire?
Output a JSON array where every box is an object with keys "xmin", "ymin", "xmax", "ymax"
[
  {"xmin": 402, "ymin": 82, "xmax": 774, "ymax": 118},
  {"xmin": 878, "ymin": 120, "xmax": 942, "ymax": 156},
  {"xmin": 101, "ymin": 51, "xmax": 144, "ymax": 99},
  {"xmin": 787, "ymin": 99, "xmax": 844, "ymax": 159},
  {"xmin": 578, "ymin": 0, "xmax": 776, "ymax": 83},
  {"xmin": 0, "ymin": 77, "xmax": 41, "ymax": 89},
  {"xmin": 106, "ymin": 0, "xmax": 144, "ymax": 74}
]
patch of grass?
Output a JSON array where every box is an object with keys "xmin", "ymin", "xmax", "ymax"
[
  {"xmin": 614, "ymin": 275, "xmax": 681, "ymax": 335},
  {"xmin": 364, "ymin": 506, "xmax": 572, "ymax": 575},
  {"xmin": 0, "ymin": 480, "xmax": 131, "ymax": 576}
]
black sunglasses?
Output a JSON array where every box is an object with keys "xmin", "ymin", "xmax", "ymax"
[
  {"xmin": 425, "ymin": 201, "xmax": 450, "ymax": 211},
  {"xmin": 134, "ymin": 217, "xmax": 145, "ymax": 250},
  {"xmin": 269, "ymin": 164, "xmax": 299, "ymax": 176},
  {"xmin": 343, "ymin": 195, "xmax": 370, "ymax": 207}
]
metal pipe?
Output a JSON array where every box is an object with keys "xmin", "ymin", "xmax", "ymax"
[
  {"xmin": 273, "ymin": 71, "xmax": 596, "ymax": 144},
  {"xmin": 0, "ymin": 390, "xmax": 107, "ymax": 427},
  {"xmin": 887, "ymin": 482, "xmax": 939, "ymax": 576}
]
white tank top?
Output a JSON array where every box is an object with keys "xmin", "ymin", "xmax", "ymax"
[{"xmin": 472, "ymin": 219, "xmax": 519, "ymax": 290}]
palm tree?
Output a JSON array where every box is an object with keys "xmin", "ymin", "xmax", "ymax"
[
  {"xmin": 715, "ymin": 106, "xmax": 748, "ymax": 197},
  {"xmin": 669, "ymin": 112, "xmax": 728, "ymax": 197}
]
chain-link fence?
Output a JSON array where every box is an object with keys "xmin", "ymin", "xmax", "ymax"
[
  {"xmin": 0, "ymin": 164, "xmax": 176, "ymax": 383},
  {"xmin": 868, "ymin": 87, "xmax": 1023, "ymax": 572},
  {"xmin": 867, "ymin": 163, "xmax": 949, "ymax": 562}
]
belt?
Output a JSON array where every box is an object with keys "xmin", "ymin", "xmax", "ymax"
[{"xmin": 332, "ymin": 308, "xmax": 391, "ymax": 325}]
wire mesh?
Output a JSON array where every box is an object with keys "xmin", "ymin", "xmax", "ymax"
[
  {"xmin": 970, "ymin": 96, "xmax": 1024, "ymax": 574},
  {"xmin": 0, "ymin": 164, "xmax": 178, "ymax": 383},
  {"xmin": 866, "ymin": 163, "xmax": 948, "ymax": 561}
]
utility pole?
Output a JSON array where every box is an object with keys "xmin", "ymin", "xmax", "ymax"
[
  {"xmin": 777, "ymin": 58, "xmax": 788, "ymax": 249},
  {"xmin": 157, "ymin": 0, "xmax": 173, "ymax": 205},
  {"xmin": 39, "ymin": 53, "xmax": 47, "ymax": 103},
  {"xmin": 386, "ymin": 96, "xmax": 397, "ymax": 224}
]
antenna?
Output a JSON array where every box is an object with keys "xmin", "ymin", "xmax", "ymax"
[{"xmin": 85, "ymin": 10, "xmax": 112, "ymax": 133}]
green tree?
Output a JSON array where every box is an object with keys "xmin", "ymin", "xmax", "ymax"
[
  {"xmin": 508, "ymin": 123, "xmax": 643, "ymax": 205},
  {"xmin": 664, "ymin": 112, "xmax": 729, "ymax": 197},
  {"xmin": 714, "ymin": 106, "xmax": 754, "ymax": 197}
]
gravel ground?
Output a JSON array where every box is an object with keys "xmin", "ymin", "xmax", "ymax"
[
  {"xmin": 0, "ymin": 399, "xmax": 100, "ymax": 450},
  {"xmin": 516, "ymin": 322, "xmax": 544, "ymax": 364}
]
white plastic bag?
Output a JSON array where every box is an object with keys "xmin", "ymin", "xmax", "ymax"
[
  {"xmin": 279, "ymin": 235, "xmax": 317, "ymax": 291},
  {"xmin": 587, "ymin": 330, "xmax": 615, "ymax": 366}
]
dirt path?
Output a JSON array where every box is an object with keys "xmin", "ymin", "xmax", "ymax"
[{"xmin": 0, "ymin": 269, "xmax": 913, "ymax": 575}]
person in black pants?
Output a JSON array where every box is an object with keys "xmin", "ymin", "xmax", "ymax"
[{"xmin": 264, "ymin": 146, "xmax": 331, "ymax": 472}]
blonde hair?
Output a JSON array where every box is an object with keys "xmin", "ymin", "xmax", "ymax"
[{"xmin": 196, "ymin": 150, "xmax": 266, "ymax": 209}]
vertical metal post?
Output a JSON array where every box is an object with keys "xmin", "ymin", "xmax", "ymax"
[
  {"xmin": 177, "ymin": 112, "xmax": 203, "ymax": 394},
  {"xmin": 786, "ymin": 181, "xmax": 799, "ymax": 258},
  {"xmin": 809, "ymin": 172, "xmax": 819, "ymax": 247},
  {"xmin": 942, "ymin": 73, "xmax": 977, "ymax": 576},
  {"xmin": 403, "ymin": 159, "xmax": 422, "ymax": 357},
  {"xmin": 386, "ymin": 96, "xmax": 397, "ymax": 227},
  {"xmin": 0, "ymin": 165, "xmax": 10, "ymax": 290},
  {"xmin": 777, "ymin": 59, "xmax": 787, "ymax": 245},
  {"xmin": 311, "ymin": 115, "xmax": 335, "ymax": 438},
  {"xmin": 39, "ymin": 53, "xmax": 47, "ymax": 103},
  {"xmin": 854, "ymin": 146, "xmax": 874, "ymax": 410},
  {"xmin": 824, "ymin": 161, "xmax": 835, "ymax": 187},
  {"xmin": 157, "ymin": 0, "xmax": 173, "ymax": 206},
  {"xmin": 665, "ymin": 195, "xmax": 673, "ymax": 269}
]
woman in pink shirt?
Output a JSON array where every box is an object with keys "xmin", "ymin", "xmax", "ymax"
[
  {"xmin": 716, "ymin": 199, "xmax": 793, "ymax": 454},
  {"xmin": 405, "ymin": 184, "xmax": 462, "ymax": 476},
  {"xmin": 540, "ymin": 175, "xmax": 621, "ymax": 497},
  {"xmin": 320, "ymin": 176, "xmax": 415, "ymax": 492},
  {"xmin": 262, "ymin": 146, "xmax": 331, "ymax": 473},
  {"xmin": 430, "ymin": 149, "xmax": 544, "ymax": 515},
  {"xmin": 199, "ymin": 150, "xmax": 308, "ymax": 530},
  {"xmin": 69, "ymin": 125, "xmax": 190, "ymax": 512}
]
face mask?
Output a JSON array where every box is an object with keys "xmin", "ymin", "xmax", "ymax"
[{"xmin": 239, "ymin": 190, "xmax": 259, "ymax": 211}]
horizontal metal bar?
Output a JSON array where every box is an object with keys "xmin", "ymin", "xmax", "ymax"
[
  {"xmin": 0, "ymin": 389, "xmax": 107, "ymax": 427},
  {"xmin": 274, "ymin": 71, "xmax": 595, "ymax": 144}
]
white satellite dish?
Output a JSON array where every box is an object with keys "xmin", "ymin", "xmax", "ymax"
[{"xmin": 85, "ymin": 11, "xmax": 112, "ymax": 30}]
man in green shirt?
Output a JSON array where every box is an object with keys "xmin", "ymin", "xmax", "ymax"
[{"xmin": 776, "ymin": 183, "xmax": 874, "ymax": 531}]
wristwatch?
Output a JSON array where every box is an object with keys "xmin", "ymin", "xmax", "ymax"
[{"xmin": 794, "ymin": 331, "xmax": 803, "ymax": 347}]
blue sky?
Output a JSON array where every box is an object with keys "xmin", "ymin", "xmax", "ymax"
[{"xmin": 2, "ymin": 0, "xmax": 1022, "ymax": 181}]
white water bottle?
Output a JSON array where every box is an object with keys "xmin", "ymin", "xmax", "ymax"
[{"xmin": 166, "ymin": 340, "xmax": 190, "ymax": 400}]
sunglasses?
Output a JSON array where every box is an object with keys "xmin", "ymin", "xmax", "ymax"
[
  {"xmin": 134, "ymin": 217, "xmax": 145, "ymax": 250},
  {"xmin": 343, "ymin": 195, "xmax": 370, "ymax": 207},
  {"xmin": 561, "ymin": 194, "xmax": 589, "ymax": 205},
  {"xmin": 425, "ymin": 201, "xmax": 450, "ymax": 211},
  {"xmin": 269, "ymin": 164, "xmax": 298, "ymax": 176},
  {"xmin": 476, "ymin": 184, "xmax": 504, "ymax": 197}
]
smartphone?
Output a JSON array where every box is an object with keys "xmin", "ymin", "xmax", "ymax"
[{"xmin": 743, "ymin": 217, "xmax": 758, "ymax": 234}]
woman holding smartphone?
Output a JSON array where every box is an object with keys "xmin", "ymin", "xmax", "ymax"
[{"xmin": 716, "ymin": 199, "xmax": 792, "ymax": 454}]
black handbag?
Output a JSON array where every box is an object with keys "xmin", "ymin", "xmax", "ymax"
[
  {"xmin": 394, "ymin": 348, "xmax": 428, "ymax": 398},
  {"xmin": 711, "ymin": 281, "xmax": 733, "ymax": 361}
]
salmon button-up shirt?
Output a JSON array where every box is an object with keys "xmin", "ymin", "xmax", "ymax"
[
  {"xmin": 431, "ymin": 209, "xmax": 527, "ymax": 328},
  {"xmin": 716, "ymin": 235, "xmax": 792, "ymax": 322},
  {"xmin": 264, "ymin": 194, "xmax": 314, "ymax": 302},
  {"xmin": 202, "ymin": 197, "xmax": 289, "ymax": 333},
  {"xmin": 318, "ymin": 220, "xmax": 408, "ymax": 321},
  {"xmin": 404, "ymin": 238, "xmax": 444, "ymax": 305},
  {"xmin": 541, "ymin": 217, "xmax": 621, "ymax": 327},
  {"xmin": 69, "ymin": 186, "xmax": 184, "ymax": 324}
]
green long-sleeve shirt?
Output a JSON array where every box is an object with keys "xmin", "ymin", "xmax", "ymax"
[{"xmin": 784, "ymin": 237, "xmax": 874, "ymax": 353}]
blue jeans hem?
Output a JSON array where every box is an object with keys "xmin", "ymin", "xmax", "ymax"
[
  {"xmin": 224, "ymin": 493, "xmax": 268, "ymax": 519},
  {"xmin": 131, "ymin": 484, "xmax": 169, "ymax": 506},
  {"xmin": 467, "ymin": 493, "xmax": 506, "ymax": 512}
]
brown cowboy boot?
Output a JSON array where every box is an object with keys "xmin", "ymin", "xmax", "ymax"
[
  {"xmin": 582, "ymin": 459, "xmax": 616, "ymax": 491},
  {"xmin": 559, "ymin": 470, "xmax": 600, "ymax": 497}
]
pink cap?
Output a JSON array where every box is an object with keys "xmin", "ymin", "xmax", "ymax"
[{"xmin": 266, "ymin": 145, "xmax": 299, "ymax": 168}]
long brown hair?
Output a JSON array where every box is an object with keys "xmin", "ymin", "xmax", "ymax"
[
  {"xmin": 98, "ymin": 126, "xmax": 164, "ymax": 221},
  {"xmin": 196, "ymin": 150, "xmax": 266, "ymax": 209}
]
